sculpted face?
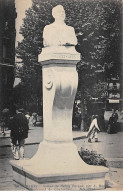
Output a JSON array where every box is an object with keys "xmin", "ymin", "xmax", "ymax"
[
  {"xmin": 42, "ymin": 4, "xmax": 77, "ymax": 47},
  {"xmin": 52, "ymin": 5, "xmax": 65, "ymax": 21}
]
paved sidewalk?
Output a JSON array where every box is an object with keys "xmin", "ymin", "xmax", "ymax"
[
  {"xmin": 0, "ymin": 127, "xmax": 87, "ymax": 147},
  {"xmin": 1, "ymin": 127, "xmax": 123, "ymax": 164},
  {"xmin": 0, "ymin": 126, "xmax": 123, "ymax": 190},
  {"xmin": 1, "ymin": 127, "xmax": 123, "ymax": 160}
]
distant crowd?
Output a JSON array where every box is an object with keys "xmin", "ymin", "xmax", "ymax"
[{"xmin": 0, "ymin": 108, "xmax": 40, "ymax": 136}]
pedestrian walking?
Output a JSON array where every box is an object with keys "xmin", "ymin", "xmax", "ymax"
[
  {"xmin": 9, "ymin": 109, "xmax": 29, "ymax": 160},
  {"xmin": 30, "ymin": 112, "xmax": 37, "ymax": 126},
  {"xmin": 87, "ymin": 115, "xmax": 101, "ymax": 143},
  {"xmin": 1, "ymin": 108, "xmax": 9, "ymax": 136},
  {"xmin": 25, "ymin": 112, "xmax": 30, "ymax": 124},
  {"xmin": 107, "ymin": 112, "xmax": 118, "ymax": 134}
]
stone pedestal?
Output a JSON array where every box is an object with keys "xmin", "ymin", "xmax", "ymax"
[{"xmin": 10, "ymin": 46, "xmax": 108, "ymax": 190}]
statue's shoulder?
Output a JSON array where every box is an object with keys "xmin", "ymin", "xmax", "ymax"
[
  {"xmin": 67, "ymin": 25, "xmax": 73, "ymax": 29},
  {"xmin": 44, "ymin": 23, "xmax": 55, "ymax": 31},
  {"xmin": 66, "ymin": 25, "xmax": 75, "ymax": 32},
  {"xmin": 43, "ymin": 23, "xmax": 75, "ymax": 35}
]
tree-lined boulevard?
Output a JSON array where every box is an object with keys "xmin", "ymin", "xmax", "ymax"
[{"xmin": 14, "ymin": 0, "xmax": 122, "ymax": 131}]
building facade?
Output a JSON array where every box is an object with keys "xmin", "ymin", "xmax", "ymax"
[
  {"xmin": 105, "ymin": 76, "xmax": 121, "ymax": 111},
  {"xmin": 0, "ymin": 0, "xmax": 16, "ymax": 116}
]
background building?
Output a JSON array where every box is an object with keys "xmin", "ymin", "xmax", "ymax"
[
  {"xmin": 106, "ymin": 76, "xmax": 121, "ymax": 111},
  {"xmin": 0, "ymin": 0, "xmax": 17, "ymax": 117}
]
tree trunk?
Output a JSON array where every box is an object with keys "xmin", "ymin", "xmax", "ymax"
[{"xmin": 80, "ymin": 85, "xmax": 86, "ymax": 131}]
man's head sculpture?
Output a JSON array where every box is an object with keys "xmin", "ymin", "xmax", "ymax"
[
  {"xmin": 42, "ymin": 4, "xmax": 77, "ymax": 47},
  {"xmin": 52, "ymin": 5, "xmax": 65, "ymax": 21}
]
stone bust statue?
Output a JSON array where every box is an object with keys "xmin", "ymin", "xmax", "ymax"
[
  {"xmin": 39, "ymin": 5, "xmax": 80, "ymax": 61},
  {"xmin": 43, "ymin": 5, "xmax": 77, "ymax": 47}
]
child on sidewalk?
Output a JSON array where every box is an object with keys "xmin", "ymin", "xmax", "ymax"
[{"xmin": 87, "ymin": 115, "xmax": 100, "ymax": 143}]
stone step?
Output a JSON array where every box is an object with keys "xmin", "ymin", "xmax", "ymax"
[{"xmin": 106, "ymin": 158, "xmax": 123, "ymax": 168}]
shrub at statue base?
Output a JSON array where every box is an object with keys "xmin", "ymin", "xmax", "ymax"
[{"xmin": 79, "ymin": 148, "xmax": 107, "ymax": 167}]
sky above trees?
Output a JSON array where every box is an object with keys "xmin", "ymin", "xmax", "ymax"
[{"xmin": 15, "ymin": 0, "xmax": 32, "ymax": 47}]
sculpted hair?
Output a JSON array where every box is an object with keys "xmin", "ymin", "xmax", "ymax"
[{"xmin": 52, "ymin": 5, "xmax": 65, "ymax": 19}]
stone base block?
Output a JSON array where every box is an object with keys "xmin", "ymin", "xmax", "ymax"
[
  {"xmin": 10, "ymin": 141, "xmax": 108, "ymax": 191},
  {"xmin": 12, "ymin": 169, "xmax": 105, "ymax": 190}
]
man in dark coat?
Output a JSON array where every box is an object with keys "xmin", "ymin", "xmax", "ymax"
[
  {"xmin": 107, "ymin": 112, "xmax": 118, "ymax": 134},
  {"xmin": 9, "ymin": 109, "xmax": 29, "ymax": 160}
]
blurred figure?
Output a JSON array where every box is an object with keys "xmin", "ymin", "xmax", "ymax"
[
  {"xmin": 30, "ymin": 112, "xmax": 38, "ymax": 126},
  {"xmin": 121, "ymin": 110, "xmax": 123, "ymax": 120},
  {"xmin": 1, "ymin": 108, "xmax": 9, "ymax": 136},
  {"xmin": 9, "ymin": 109, "xmax": 29, "ymax": 160},
  {"xmin": 112, "ymin": 110, "xmax": 118, "ymax": 122},
  {"xmin": 107, "ymin": 111, "xmax": 118, "ymax": 134},
  {"xmin": 25, "ymin": 112, "xmax": 30, "ymax": 124},
  {"xmin": 87, "ymin": 115, "xmax": 101, "ymax": 143}
]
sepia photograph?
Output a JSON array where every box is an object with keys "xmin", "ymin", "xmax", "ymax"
[{"xmin": 0, "ymin": 0, "xmax": 122, "ymax": 191}]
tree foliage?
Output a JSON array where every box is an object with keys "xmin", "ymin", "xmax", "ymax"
[{"xmin": 16, "ymin": 0, "xmax": 122, "ymax": 112}]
